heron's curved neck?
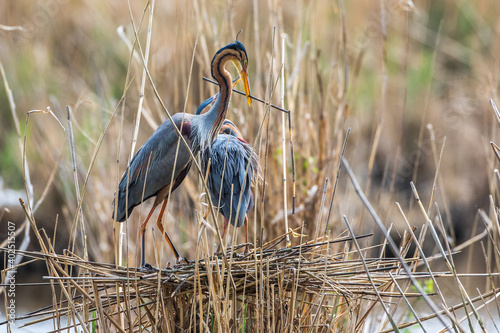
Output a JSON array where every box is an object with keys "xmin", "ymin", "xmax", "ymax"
[
  {"xmin": 197, "ymin": 56, "xmax": 233, "ymax": 148},
  {"xmin": 212, "ymin": 55, "xmax": 235, "ymax": 128}
]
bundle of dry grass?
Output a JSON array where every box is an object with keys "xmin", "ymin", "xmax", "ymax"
[{"xmin": 6, "ymin": 208, "xmax": 500, "ymax": 332}]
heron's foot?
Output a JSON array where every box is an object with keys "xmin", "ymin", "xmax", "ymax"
[
  {"xmin": 176, "ymin": 256, "xmax": 190, "ymax": 265},
  {"xmin": 139, "ymin": 262, "xmax": 155, "ymax": 272}
]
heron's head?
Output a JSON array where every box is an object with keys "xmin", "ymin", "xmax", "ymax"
[
  {"xmin": 211, "ymin": 40, "xmax": 252, "ymax": 106},
  {"xmin": 220, "ymin": 119, "xmax": 245, "ymax": 139}
]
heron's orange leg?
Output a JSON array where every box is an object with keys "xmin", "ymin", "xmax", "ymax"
[
  {"xmin": 216, "ymin": 218, "xmax": 230, "ymax": 253},
  {"xmin": 244, "ymin": 215, "xmax": 249, "ymax": 254},
  {"xmin": 140, "ymin": 204, "xmax": 159, "ymax": 267},
  {"xmin": 156, "ymin": 199, "xmax": 185, "ymax": 263}
]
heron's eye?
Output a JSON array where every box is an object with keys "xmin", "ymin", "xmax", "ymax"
[{"xmin": 243, "ymin": 60, "xmax": 248, "ymax": 68}]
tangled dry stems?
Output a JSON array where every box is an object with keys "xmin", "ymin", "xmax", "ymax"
[{"xmin": 3, "ymin": 220, "xmax": 498, "ymax": 332}]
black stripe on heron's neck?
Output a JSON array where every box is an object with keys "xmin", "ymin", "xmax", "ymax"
[{"xmin": 210, "ymin": 52, "xmax": 235, "ymax": 140}]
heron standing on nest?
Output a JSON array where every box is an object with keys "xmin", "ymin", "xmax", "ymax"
[{"xmin": 113, "ymin": 41, "xmax": 252, "ymax": 267}]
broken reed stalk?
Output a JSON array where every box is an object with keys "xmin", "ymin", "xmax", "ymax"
[
  {"xmin": 281, "ymin": 34, "xmax": 291, "ymax": 248},
  {"xmin": 66, "ymin": 106, "xmax": 88, "ymax": 261}
]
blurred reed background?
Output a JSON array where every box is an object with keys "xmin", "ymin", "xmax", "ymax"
[{"xmin": 1, "ymin": 0, "xmax": 499, "ymax": 319}]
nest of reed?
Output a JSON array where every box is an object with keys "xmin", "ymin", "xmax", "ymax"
[{"xmin": 7, "ymin": 211, "xmax": 499, "ymax": 333}]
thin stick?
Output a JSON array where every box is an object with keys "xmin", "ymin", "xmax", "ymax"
[
  {"xmin": 281, "ymin": 34, "xmax": 291, "ymax": 248},
  {"xmin": 129, "ymin": 0, "xmax": 155, "ymax": 161},
  {"xmin": 427, "ymin": 131, "xmax": 446, "ymax": 215},
  {"xmin": 114, "ymin": 4, "xmax": 148, "ymax": 272},
  {"xmin": 325, "ymin": 128, "xmax": 350, "ymax": 232},
  {"xmin": 66, "ymin": 106, "xmax": 88, "ymax": 260},
  {"xmin": 288, "ymin": 108, "xmax": 296, "ymax": 214},
  {"xmin": 202, "ymin": 77, "xmax": 289, "ymax": 114},
  {"xmin": 410, "ymin": 20, "xmax": 443, "ymax": 210},
  {"xmin": 124, "ymin": 0, "xmax": 156, "ymax": 272},
  {"xmin": 259, "ymin": 26, "xmax": 277, "ymax": 246},
  {"xmin": 315, "ymin": 178, "xmax": 329, "ymax": 241},
  {"xmin": 490, "ymin": 98, "xmax": 500, "ymax": 126},
  {"xmin": 389, "ymin": 272, "xmax": 426, "ymax": 332},
  {"xmin": 491, "ymin": 141, "xmax": 500, "ymax": 162}
]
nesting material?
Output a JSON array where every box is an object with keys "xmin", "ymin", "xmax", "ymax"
[{"xmin": 8, "ymin": 226, "xmax": 498, "ymax": 333}]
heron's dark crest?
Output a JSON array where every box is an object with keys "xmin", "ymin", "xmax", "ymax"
[{"xmin": 236, "ymin": 29, "xmax": 243, "ymax": 41}]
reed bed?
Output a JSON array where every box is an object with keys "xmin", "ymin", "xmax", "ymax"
[
  {"xmin": 5, "ymin": 194, "xmax": 500, "ymax": 332},
  {"xmin": 7, "ymin": 222, "xmax": 499, "ymax": 332}
]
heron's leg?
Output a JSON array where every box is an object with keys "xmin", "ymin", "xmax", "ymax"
[
  {"xmin": 216, "ymin": 218, "xmax": 229, "ymax": 253},
  {"xmin": 140, "ymin": 204, "xmax": 158, "ymax": 268},
  {"xmin": 156, "ymin": 199, "xmax": 186, "ymax": 264},
  {"xmin": 244, "ymin": 215, "xmax": 250, "ymax": 254}
]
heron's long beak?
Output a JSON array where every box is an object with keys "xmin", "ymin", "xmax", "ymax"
[{"xmin": 240, "ymin": 68, "xmax": 252, "ymax": 106}]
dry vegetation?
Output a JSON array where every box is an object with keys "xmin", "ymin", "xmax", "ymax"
[{"xmin": 1, "ymin": 0, "xmax": 500, "ymax": 331}]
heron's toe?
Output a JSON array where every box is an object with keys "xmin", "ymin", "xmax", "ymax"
[
  {"xmin": 176, "ymin": 257, "xmax": 190, "ymax": 265},
  {"xmin": 139, "ymin": 263, "xmax": 155, "ymax": 272}
]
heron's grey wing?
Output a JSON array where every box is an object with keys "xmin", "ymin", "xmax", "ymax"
[
  {"xmin": 207, "ymin": 135, "xmax": 254, "ymax": 227},
  {"xmin": 114, "ymin": 114, "xmax": 194, "ymax": 221},
  {"xmin": 231, "ymin": 136, "xmax": 260, "ymax": 214}
]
